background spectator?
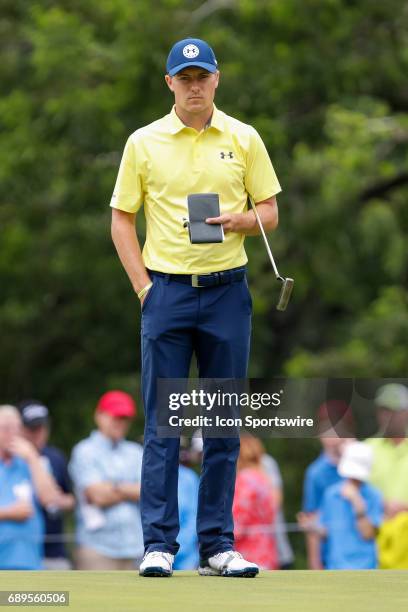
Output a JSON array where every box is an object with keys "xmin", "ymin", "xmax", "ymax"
[
  {"xmin": 261, "ymin": 452, "xmax": 294, "ymax": 569},
  {"xmin": 299, "ymin": 441, "xmax": 383, "ymax": 569},
  {"xmin": 300, "ymin": 401, "xmax": 355, "ymax": 569},
  {"xmin": 69, "ymin": 391, "xmax": 143, "ymax": 570},
  {"xmin": 301, "ymin": 437, "xmax": 345, "ymax": 569},
  {"xmin": 0, "ymin": 405, "xmax": 61, "ymax": 570},
  {"xmin": 367, "ymin": 384, "xmax": 408, "ymax": 517},
  {"xmin": 233, "ymin": 435, "xmax": 278, "ymax": 570},
  {"xmin": 19, "ymin": 399, "xmax": 75, "ymax": 570},
  {"xmin": 366, "ymin": 384, "xmax": 408, "ymax": 568},
  {"xmin": 377, "ymin": 511, "xmax": 408, "ymax": 569},
  {"xmin": 173, "ymin": 438, "xmax": 199, "ymax": 570}
]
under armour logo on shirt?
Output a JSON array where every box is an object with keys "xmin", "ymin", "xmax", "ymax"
[{"xmin": 220, "ymin": 151, "xmax": 234, "ymax": 159}]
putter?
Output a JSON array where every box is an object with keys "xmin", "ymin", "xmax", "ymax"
[{"xmin": 248, "ymin": 197, "xmax": 294, "ymax": 311}]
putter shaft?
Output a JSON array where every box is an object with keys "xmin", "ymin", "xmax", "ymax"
[{"xmin": 248, "ymin": 197, "xmax": 294, "ymax": 311}]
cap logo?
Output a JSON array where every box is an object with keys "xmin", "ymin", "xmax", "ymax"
[
  {"xmin": 183, "ymin": 44, "xmax": 200, "ymax": 59},
  {"xmin": 23, "ymin": 404, "xmax": 48, "ymax": 420}
]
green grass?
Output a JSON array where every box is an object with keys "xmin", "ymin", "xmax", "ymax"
[{"xmin": 0, "ymin": 571, "xmax": 407, "ymax": 612}]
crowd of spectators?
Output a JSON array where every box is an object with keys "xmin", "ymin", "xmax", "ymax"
[{"xmin": 1, "ymin": 383, "xmax": 407, "ymax": 571}]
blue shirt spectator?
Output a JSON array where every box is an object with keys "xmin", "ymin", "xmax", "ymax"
[
  {"xmin": 318, "ymin": 480, "xmax": 383, "ymax": 569},
  {"xmin": 69, "ymin": 429, "xmax": 144, "ymax": 560},
  {"xmin": 174, "ymin": 465, "xmax": 199, "ymax": 570},
  {"xmin": 1, "ymin": 405, "xmax": 59, "ymax": 571},
  {"xmin": 302, "ymin": 448, "xmax": 344, "ymax": 568},
  {"xmin": 0, "ymin": 456, "xmax": 44, "ymax": 570},
  {"xmin": 302, "ymin": 451, "xmax": 342, "ymax": 513}
]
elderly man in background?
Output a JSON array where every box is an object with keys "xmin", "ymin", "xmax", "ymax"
[
  {"xmin": 0, "ymin": 405, "xmax": 61, "ymax": 570},
  {"xmin": 69, "ymin": 391, "xmax": 144, "ymax": 570},
  {"xmin": 367, "ymin": 384, "xmax": 408, "ymax": 517},
  {"xmin": 366, "ymin": 383, "xmax": 408, "ymax": 568},
  {"xmin": 19, "ymin": 400, "xmax": 75, "ymax": 570}
]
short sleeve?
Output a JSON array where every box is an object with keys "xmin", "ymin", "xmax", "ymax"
[
  {"xmin": 245, "ymin": 128, "xmax": 282, "ymax": 203},
  {"xmin": 110, "ymin": 136, "xmax": 144, "ymax": 213},
  {"xmin": 68, "ymin": 445, "xmax": 104, "ymax": 490}
]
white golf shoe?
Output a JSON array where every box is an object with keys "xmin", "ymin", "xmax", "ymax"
[
  {"xmin": 198, "ymin": 551, "xmax": 259, "ymax": 577},
  {"xmin": 139, "ymin": 551, "xmax": 174, "ymax": 577}
]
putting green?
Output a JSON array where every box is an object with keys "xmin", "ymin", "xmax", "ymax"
[{"xmin": 0, "ymin": 570, "xmax": 407, "ymax": 612}]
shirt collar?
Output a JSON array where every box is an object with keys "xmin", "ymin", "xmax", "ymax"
[
  {"xmin": 167, "ymin": 104, "xmax": 224, "ymax": 134},
  {"xmin": 91, "ymin": 429, "xmax": 122, "ymax": 450},
  {"xmin": 208, "ymin": 104, "xmax": 224, "ymax": 132}
]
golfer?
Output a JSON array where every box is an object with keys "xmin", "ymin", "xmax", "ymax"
[{"xmin": 110, "ymin": 38, "xmax": 281, "ymax": 577}]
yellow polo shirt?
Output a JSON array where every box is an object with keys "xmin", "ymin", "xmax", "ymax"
[
  {"xmin": 110, "ymin": 104, "xmax": 281, "ymax": 273},
  {"xmin": 367, "ymin": 438, "xmax": 408, "ymax": 502}
]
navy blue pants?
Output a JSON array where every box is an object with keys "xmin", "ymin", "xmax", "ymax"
[{"xmin": 140, "ymin": 270, "xmax": 252, "ymax": 560}]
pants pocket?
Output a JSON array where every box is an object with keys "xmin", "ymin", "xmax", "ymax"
[{"xmin": 141, "ymin": 277, "xmax": 158, "ymax": 313}]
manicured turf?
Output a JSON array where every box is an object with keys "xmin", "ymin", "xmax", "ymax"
[{"xmin": 0, "ymin": 570, "xmax": 407, "ymax": 612}]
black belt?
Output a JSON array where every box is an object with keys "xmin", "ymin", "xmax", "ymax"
[{"xmin": 148, "ymin": 267, "xmax": 246, "ymax": 288}]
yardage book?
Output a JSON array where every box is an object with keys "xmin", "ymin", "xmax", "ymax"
[{"xmin": 186, "ymin": 193, "xmax": 224, "ymax": 244}]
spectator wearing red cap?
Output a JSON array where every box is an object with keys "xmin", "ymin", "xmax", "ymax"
[{"xmin": 68, "ymin": 391, "xmax": 144, "ymax": 569}]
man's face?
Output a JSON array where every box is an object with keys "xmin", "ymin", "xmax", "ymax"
[
  {"xmin": 0, "ymin": 413, "xmax": 21, "ymax": 454},
  {"xmin": 23, "ymin": 424, "xmax": 49, "ymax": 451},
  {"xmin": 378, "ymin": 408, "xmax": 408, "ymax": 437},
  {"xmin": 165, "ymin": 67, "xmax": 219, "ymax": 115},
  {"xmin": 320, "ymin": 434, "xmax": 349, "ymax": 463},
  {"xmin": 95, "ymin": 412, "xmax": 132, "ymax": 443}
]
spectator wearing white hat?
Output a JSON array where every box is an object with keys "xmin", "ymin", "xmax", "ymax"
[{"xmin": 298, "ymin": 441, "xmax": 383, "ymax": 569}]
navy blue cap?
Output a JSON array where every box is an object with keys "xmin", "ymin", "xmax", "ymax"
[
  {"xmin": 18, "ymin": 399, "xmax": 49, "ymax": 428},
  {"xmin": 166, "ymin": 38, "xmax": 218, "ymax": 76}
]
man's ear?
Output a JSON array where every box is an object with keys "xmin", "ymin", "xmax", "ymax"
[
  {"xmin": 214, "ymin": 70, "xmax": 220, "ymax": 89},
  {"xmin": 165, "ymin": 74, "xmax": 174, "ymax": 92}
]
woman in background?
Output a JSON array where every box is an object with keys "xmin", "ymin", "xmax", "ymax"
[{"xmin": 233, "ymin": 434, "xmax": 279, "ymax": 570}]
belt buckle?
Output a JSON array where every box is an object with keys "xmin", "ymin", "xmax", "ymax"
[{"xmin": 191, "ymin": 273, "xmax": 211, "ymax": 288}]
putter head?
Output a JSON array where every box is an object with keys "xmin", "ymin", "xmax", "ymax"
[{"xmin": 277, "ymin": 277, "xmax": 294, "ymax": 311}]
